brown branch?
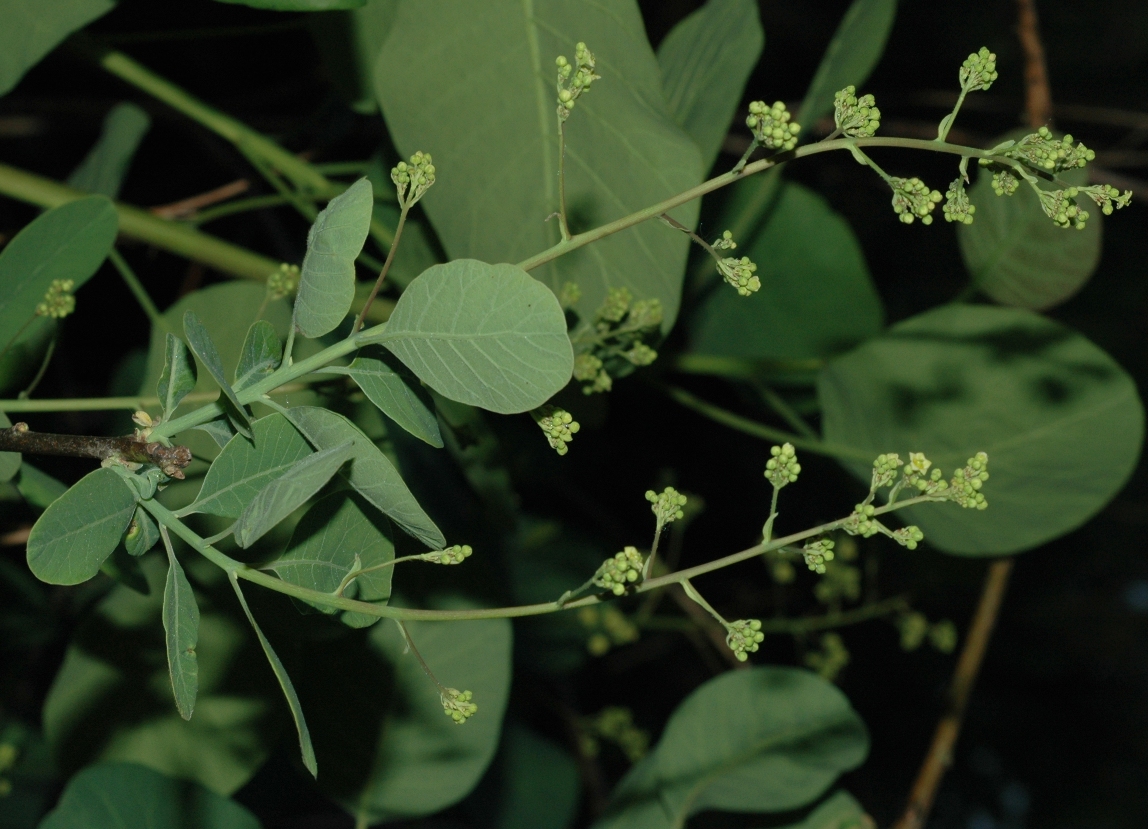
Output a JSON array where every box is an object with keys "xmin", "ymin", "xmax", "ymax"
[
  {"xmin": 1017, "ymin": 0, "xmax": 1053, "ymax": 128},
  {"xmin": 0, "ymin": 423, "xmax": 192, "ymax": 479},
  {"xmin": 149, "ymin": 178, "xmax": 250, "ymax": 219},
  {"xmin": 892, "ymin": 558, "xmax": 1014, "ymax": 829}
]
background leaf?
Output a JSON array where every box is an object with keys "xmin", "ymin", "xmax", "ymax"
[
  {"xmin": 345, "ymin": 345, "xmax": 442, "ymax": 447},
  {"xmin": 162, "ymin": 545, "xmax": 200, "ymax": 721},
  {"xmin": 0, "ymin": 0, "xmax": 117, "ymax": 97},
  {"xmin": 38, "ymin": 762, "xmax": 261, "ymax": 829},
  {"xmin": 688, "ymin": 181, "xmax": 883, "ymax": 361},
  {"xmin": 819, "ymin": 304, "xmax": 1145, "ymax": 554},
  {"xmin": 374, "ymin": 0, "xmax": 704, "ymax": 330},
  {"xmin": 214, "ymin": 0, "xmax": 365, "ymax": 9},
  {"xmin": 294, "ymin": 177, "xmax": 373, "ymax": 339},
  {"xmin": 0, "ymin": 411, "xmax": 21, "ymax": 482},
  {"xmin": 233, "ymin": 321, "xmax": 282, "ymax": 391},
  {"xmin": 477, "ymin": 721, "xmax": 580, "ymax": 829},
  {"xmin": 657, "ymin": 0, "xmax": 764, "ymax": 172},
  {"xmin": 373, "ymin": 260, "xmax": 573, "ymax": 414},
  {"xmin": 66, "ymin": 102, "xmax": 151, "ymax": 199},
  {"xmin": 157, "ymin": 334, "xmax": 197, "ymax": 420},
  {"xmin": 594, "ymin": 667, "xmax": 869, "ymax": 829},
  {"xmin": 778, "ymin": 791, "xmax": 869, "ymax": 829},
  {"xmin": 184, "ymin": 311, "xmax": 251, "ymax": 436},
  {"xmin": 288, "ymin": 406, "xmax": 445, "ymax": 548},
  {"xmin": 26, "ymin": 469, "xmax": 138, "ymax": 585}
]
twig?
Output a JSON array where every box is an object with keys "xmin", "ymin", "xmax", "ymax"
[
  {"xmin": 150, "ymin": 178, "xmax": 250, "ymax": 219},
  {"xmin": 1017, "ymin": 0, "xmax": 1053, "ymax": 128},
  {"xmin": 669, "ymin": 584, "xmax": 747, "ymax": 670},
  {"xmin": 892, "ymin": 558, "xmax": 1014, "ymax": 829},
  {"xmin": 0, "ymin": 422, "xmax": 192, "ymax": 479}
]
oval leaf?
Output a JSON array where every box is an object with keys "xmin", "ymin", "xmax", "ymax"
[
  {"xmin": 347, "ymin": 345, "xmax": 442, "ymax": 447},
  {"xmin": 594, "ymin": 667, "xmax": 869, "ymax": 829},
  {"xmin": 0, "ymin": 0, "xmax": 116, "ymax": 96},
  {"xmin": 124, "ymin": 506, "xmax": 160, "ymax": 557},
  {"xmin": 156, "ymin": 334, "xmax": 197, "ymax": 420},
  {"xmin": 373, "ymin": 260, "xmax": 573, "ymax": 414},
  {"xmin": 294, "ymin": 177, "xmax": 374, "ymax": 338},
  {"xmin": 162, "ymin": 546, "xmax": 200, "ymax": 721},
  {"xmin": 26, "ymin": 468, "xmax": 138, "ymax": 585},
  {"xmin": 819, "ymin": 304, "xmax": 1145, "ymax": 554},
  {"xmin": 234, "ymin": 320, "xmax": 283, "ymax": 390},
  {"xmin": 287, "ymin": 406, "xmax": 445, "ymax": 548}
]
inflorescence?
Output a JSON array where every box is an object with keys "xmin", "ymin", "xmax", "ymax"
[
  {"xmin": 391, "ymin": 150, "xmax": 435, "ymax": 208},
  {"xmin": 765, "ymin": 442, "xmax": 801, "ymax": 488},
  {"xmin": 556, "ymin": 42, "xmax": 600, "ymax": 122},
  {"xmin": 593, "ymin": 546, "xmax": 645, "ymax": 596},
  {"xmin": 746, "ymin": 100, "xmax": 801, "ymax": 152},
  {"xmin": 834, "ymin": 85, "xmax": 881, "ymax": 138},
  {"xmin": 36, "ymin": 279, "xmax": 76, "ymax": 319},
  {"xmin": 440, "ymin": 688, "xmax": 477, "ymax": 724},
  {"xmin": 571, "ymin": 286, "xmax": 663, "ymax": 395},
  {"xmin": 534, "ymin": 406, "xmax": 581, "ymax": 456}
]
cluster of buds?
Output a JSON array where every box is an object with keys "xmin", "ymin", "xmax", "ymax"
[
  {"xmin": 267, "ymin": 263, "xmax": 299, "ymax": 300},
  {"xmin": 949, "ymin": 452, "xmax": 990, "ymax": 509},
  {"xmin": 1038, "ymin": 187, "xmax": 1090, "ymax": 230},
  {"xmin": 990, "ymin": 169, "xmax": 1020, "ymax": 196},
  {"xmin": 765, "ymin": 443, "xmax": 801, "ymax": 488},
  {"xmin": 959, "ymin": 47, "xmax": 999, "ymax": 92},
  {"xmin": 556, "ymin": 42, "xmax": 600, "ymax": 122},
  {"xmin": 804, "ymin": 632, "xmax": 850, "ymax": 682},
  {"xmin": 558, "ymin": 281, "xmax": 582, "ymax": 310},
  {"xmin": 802, "ymin": 538, "xmax": 836, "ymax": 574},
  {"xmin": 582, "ymin": 707, "xmax": 649, "ymax": 762},
  {"xmin": 573, "ymin": 288, "xmax": 663, "ymax": 395},
  {"xmin": 646, "ymin": 486, "xmax": 687, "ymax": 528},
  {"xmin": 440, "ymin": 688, "xmax": 477, "ymax": 724},
  {"xmin": 592, "ymin": 546, "xmax": 645, "ymax": 595},
  {"xmin": 892, "ymin": 525, "xmax": 925, "ymax": 550},
  {"xmin": 898, "ymin": 612, "xmax": 958, "ymax": 653},
  {"xmin": 717, "ymin": 256, "xmax": 760, "ymax": 296},
  {"xmin": 833, "ymin": 85, "xmax": 881, "ymax": 138},
  {"xmin": 391, "ymin": 150, "xmax": 436, "ymax": 208},
  {"xmin": 578, "ymin": 605, "xmax": 639, "ymax": 656},
  {"xmin": 1081, "ymin": 183, "xmax": 1133, "ymax": 217},
  {"xmin": 534, "ymin": 406, "xmax": 581, "ymax": 456},
  {"xmin": 36, "ymin": 279, "xmax": 76, "ymax": 319},
  {"xmin": 746, "ymin": 100, "xmax": 801, "ymax": 152},
  {"xmin": 842, "ymin": 503, "xmax": 879, "ymax": 537},
  {"xmin": 1006, "ymin": 127, "xmax": 1095, "ymax": 174},
  {"xmin": 574, "ymin": 353, "xmax": 612, "ymax": 394},
  {"xmin": 422, "ymin": 544, "xmax": 473, "ymax": 565},
  {"xmin": 943, "ymin": 178, "xmax": 976, "ymax": 225},
  {"xmin": 890, "ymin": 177, "xmax": 943, "ymax": 225},
  {"xmin": 903, "ymin": 452, "xmax": 951, "ymax": 497},
  {"xmin": 871, "ymin": 453, "xmax": 903, "ymax": 490},
  {"xmin": 725, "ymin": 619, "xmax": 765, "ymax": 662}
]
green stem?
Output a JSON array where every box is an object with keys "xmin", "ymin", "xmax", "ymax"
[
  {"xmin": 937, "ymin": 87, "xmax": 970, "ymax": 142},
  {"xmin": 680, "ymin": 578, "xmax": 729, "ymax": 629},
  {"xmin": 239, "ymin": 143, "xmax": 319, "ymax": 222},
  {"xmin": 191, "ymin": 194, "xmax": 293, "ymax": 225},
  {"xmin": 762, "ymin": 485, "xmax": 781, "ymax": 543},
  {"xmin": 557, "ymin": 118, "xmax": 572, "ymax": 241},
  {"xmin": 0, "ymin": 381, "xmax": 314, "ymax": 414},
  {"xmin": 354, "ymin": 203, "xmax": 409, "ymax": 333},
  {"xmin": 18, "ymin": 334, "xmax": 57, "ymax": 400},
  {"xmin": 660, "ymin": 212, "xmax": 723, "ymax": 265},
  {"xmin": 672, "ymin": 353, "xmax": 824, "ymax": 381},
  {"xmin": 107, "ymin": 249, "xmax": 166, "ymax": 330},
  {"xmin": 730, "ymin": 139, "xmax": 760, "ymax": 174}
]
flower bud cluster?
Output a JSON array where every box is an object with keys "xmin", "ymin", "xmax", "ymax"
[
  {"xmin": 535, "ymin": 406, "xmax": 581, "ymax": 456},
  {"xmin": 725, "ymin": 619, "xmax": 765, "ymax": 662},
  {"xmin": 423, "ymin": 544, "xmax": 473, "ymax": 565},
  {"xmin": 556, "ymin": 42, "xmax": 600, "ymax": 122},
  {"xmin": 765, "ymin": 443, "xmax": 801, "ymax": 488},
  {"xmin": 558, "ymin": 281, "xmax": 582, "ymax": 309},
  {"xmin": 593, "ymin": 546, "xmax": 645, "ymax": 595},
  {"xmin": 1006, "ymin": 127, "xmax": 1095, "ymax": 173},
  {"xmin": 712, "ymin": 230, "xmax": 737, "ymax": 251},
  {"xmin": 646, "ymin": 486, "xmax": 687, "ymax": 527},
  {"xmin": 36, "ymin": 279, "xmax": 75, "ymax": 319},
  {"xmin": 959, "ymin": 47, "xmax": 998, "ymax": 92},
  {"xmin": 834, "ymin": 85, "xmax": 881, "ymax": 138},
  {"xmin": 898, "ymin": 612, "xmax": 958, "ymax": 653},
  {"xmin": 583, "ymin": 707, "xmax": 649, "ymax": 762},
  {"xmin": 598, "ymin": 286, "xmax": 632, "ymax": 323},
  {"xmin": 1039, "ymin": 188, "xmax": 1091, "ymax": 230},
  {"xmin": 574, "ymin": 290, "xmax": 663, "ymax": 395},
  {"xmin": 578, "ymin": 605, "xmax": 639, "ymax": 656},
  {"xmin": 871, "ymin": 453, "xmax": 903, "ymax": 490},
  {"xmin": 440, "ymin": 688, "xmax": 477, "ymax": 724},
  {"xmin": 625, "ymin": 343, "xmax": 658, "ymax": 366},
  {"xmin": 892, "ymin": 525, "xmax": 925, "ymax": 550},
  {"xmin": 990, "ymin": 169, "xmax": 1019, "ymax": 196},
  {"xmin": 890, "ymin": 177, "xmax": 943, "ymax": 225},
  {"xmin": 842, "ymin": 503, "xmax": 879, "ymax": 537},
  {"xmin": 949, "ymin": 452, "xmax": 989, "ymax": 509},
  {"xmin": 802, "ymin": 538, "xmax": 836, "ymax": 574},
  {"xmin": 717, "ymin": 256, "xmax": 760, "ymax": 296},
  {"xmin": 267, "ymin": 263, "xmax": 300, "ymax": 299},
  {"xmin": 943, "ymin": 178, "xmax": 976, "ymax": 225},
  {"xmin": 746, "ymin": 100, "xmax": 801, "ymax": 152},
  {"xmin": 1080, "ymin": 184, "xmax": 1133, "ymax": 217},
  {"xmin": 391, "ymin": 151, "xmax": 436, "ymax": 208}
]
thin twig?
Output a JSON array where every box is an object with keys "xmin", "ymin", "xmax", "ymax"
[
  {"xmin": 1017, "ymin": 0, "xmax": 1053, "ymax": 128},
  {"xmin": 0, "ymin": 422, "xmax": 191, "ymax": 478},
  {"xmin": 150, "ymin": 178, "xmax": 251, "ymax": 219}
]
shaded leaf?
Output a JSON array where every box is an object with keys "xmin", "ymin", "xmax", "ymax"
[
  {"xmin": 38, "ymin": 762, "xmax": 260, "ymax": 829},
  {"xmin": 234, "ymin": 321, "xmax": 283, "ymax": 390},
  {"xmin": 777, "ymin": 791, "xmax": 870, "ymax": 829},
  {"xmin": 195, "ymin": 417, "xmax": 238, "ymax": 449},
  {"xmin": 288, "ymin": 406, "xmax": 445, "ymax": 548},
  {"xmin": 183, "ymin": 311, "xmax": 251, "ymax": 437},
  {"xmin": 484, "ymin": 722, "xmax": 580, "ymax": 829},
  {"xmin": 294, "ymin": 177, "xmax": 373, "ymax": 338},
  {"xmin": 346, "ymin": 345, "xmax": 442, "ymax": 447},
  {"xmin": 371, "ymin": 260, "xmax": 572, "ymax": 414},
  {"xmin": 162, "ymin": 543, "xmax": 200, "ymax": 722},
  {"xmin": 100, "ymin": 545, "xmax": 151, "ymax": 596},
  {"xmin": 215, "ymin": 0, "xmax": 364, "ymax": 9},
  {"xmin": 13, "ymin": 461, "xmax": 67, "ymax": 509},
  {"xmin": 594, "ymin": 667, "xmax": 868, "ymax": 829},
  {"xmin": 375, "ymin": 0, "xmax": 703, "ymax": 331},
  {"xmin": 233, "ymin": 441, "xmax": 355, "ymax": 549},
  {"xmin": 157, "ymin": 334, "xmax": 197, "ymax": 420},
  {"xmin": 0, "ymin": 0, "xmax": 116, "ymax": 97},
  {"xmin": 124, "ymin": 506, "xmax": 160, "ymax": 557},
  {"xmin": 67, "ymin": 102, "xmax": 151, "ymax": 199},
  {"xmin": 657, "ymin": 0, "xmax": 764, "ymax": 171},
  {"xmin": 26, "ymin": 469, "xmax": 138, "ymax": 585},
  {"xmin": 819, "ymin": 304, "xmax": 1145, "ymax": 554},
  {"xmin": 0, "ymin": 410, "xmax": 21, "ymax": 482}
]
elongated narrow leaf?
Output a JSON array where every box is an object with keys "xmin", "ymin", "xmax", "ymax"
[
  {"xmin": 371, "ymin": 260, "xmax": 572, "ymax": 414},
  {"xmin": 124, "ymin": 506, "xmax": 160, "ymax": 557},
  {"xmin": 195, "ymin": 416, "xmax": 237, "ymax": 449},
  {"xmin": 0, "ymin": 411, "xmax": 21, "ymax": 482},
  {"xmin": 270, "ymin": 491, "xmax": 394, "ymax": 628},
  {"xmin": 156, "ymin": 334, "xmax": 197, "ymax": 419},
  {"xmin": 657, "ymin": 0, "xmax": 764, "ymax": 170},
  {"xmin": 162, "ymin": 543, "xmax": 200, "ymax": 721},
  {"xmin": 294, "ymin": 177, "xmax": 374, "ymax": 338},
  {"xmin": 38, "ymin": 762, "xmax": 261, "ymax": 829},
  {"xmin": 26, "ymin": 468, "xmax": 139, "ymax": 585},
  {"xmin": 229, "ymin": 575, "xmax": 317, "ymax": 778},
  {"xmin": 375, "ymin": 0, "xmax": 703, "ymax": 331},
  {"xmin": 287, "ymin": 406, "xmax": 445, "ymax": 548},
  {"xmin": 0, "ymin": 0, "xmax": 116, "ymax": 96},
  {"xmin": 234, "ymin": 320, "xmax": 283, "ymax": 390},
  {"xmin": 191, "ymin": 413, "xmax": 314, "ymax": 517},
  {"xmin": 819, "ymin": 304, "xmax": 1145, "ymax": 554},
  {"xmin": 346, "ymin": 346, "xmax": 442, "ymax": 447},
  {"xmin": 594, "ymin": 668, "xmax": 868, "ymax": 829},
  {"xmin": 183, "ymin": 310, "xmax": 252, "ymax": 436},
  {"xmin": 67, "ymin": 102, "xmax": 151, "ymax": 198}
]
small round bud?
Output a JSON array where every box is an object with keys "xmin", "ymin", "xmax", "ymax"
[
  {"xmin": 440, "ymin": 688, "xmax": 477, "ymax": 724},
  {"xmin": 36, "ymin": 279, "xmax": 76, "ymax": 319},
  {"xmin": 646, "ymin": 486, "xmax": 687, "ymax": 527},
  {"xmin": 592, "ymin": 546, "xmax": 645, "ymax": 595},
  {"xmin": 765, "ymin": 443, "xmax": 800, "ymax": 487},
  {"xmin": 725, "ymin": 619, "xmax": 765, "ymax": 661}
]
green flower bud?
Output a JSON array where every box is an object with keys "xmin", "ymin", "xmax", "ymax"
[
  {"xmin": 624, "ymin": 343, "xmax": 658, "ymax": 366},
  {"xmin": 833, "ymin": 85, "xmax": 882, "ymax": 138},
  {"xmin": 745, "ymin": 100, "xmax": 800, "ymax": 151},
  {"xmin": 597, "ymin": 286, "xmax": 632, "ymax": 323},
  {"xmin": 943, "ymin": 177, "xmax": 976, "ymax": 224},
  {"xmin": 712, "ymin": 229, "xmax": 737, "ymax": 251},
  {"xmin": 440, "ymin": 688, "xmax": 477, "ymax": 724},
  {"xmin": 36, "ymin": 279, "xmax": 76, "ymax": 319},
  {"xmin": 892, "ymin": 525, "xmax": 925, "ymax": 550},
  {"xmin": 929, "ymin": 620, "xmax": 958, "ymax": 653},
  {"xmin": 990, "ymin": 169, "xmax": 1020, "ymax": 196},
  {"xmin": 959, "ymin": 46, "xmax": 998, "ymax": 93},
  {"xmin": 646, "ymin": 486, "xmax": 687, "ymax": 527},
  {"xmin": 842, "ymin": 503, "xmax": 880, "ymax": 537},
  {"xmin": 802, "ymin": 538, "xmax": 836, "ymax": 574},
  {"xmin": 725, "ymin": 618, "xmax": 765, "ymax": 662},
  {"xmin": 1003, "ymin": 126, "xmax": 1095, "ymax": 174},
  {"xmin": 592, "ymin": 546, "xmax": 645, "ymax": 595},
  {"xmin": 555, "ymin": 42, "xmax": 601, "ymax": 122},
  {"xmin": 423, "ymin": 544, "xmax": 473, "ymax": 565},
  {"xmin": 889, "ymin": 177, "xmax": 942, "ymax": 225},
  {"xmin": 717, "ymin": 256, "xmax": 760, "ymax": 296},
  {"xmin": 534, "ymin": 405, "xmax": 581, "ymax": 456},
  {"xmin": 1078, "ymin": 183, "xmax": 1133, "ymax": 217},
  {"xmin": 898, "ymin": 612, "xmax": 928, "ymax": 651},
  {"xmin": 573, "ymin": 352, "xmax": 603, "ymax": 382},
  {"xmin": 871, "ymin": 453, "xmax": 904, "ymax": 490},
  {"xmin": 765, "ymin": 442, "xmax": 800, "ymax": 488},
  {"xmin": 948, "ymin": 451, "xmax": 990, "ymax": 509},
  {"xmin": 391, "ymin": 150, "xmax": 436, "ymax": 207}
]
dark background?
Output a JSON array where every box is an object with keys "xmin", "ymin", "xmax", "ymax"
[{"xmin": 1, "ymin": 1, "xmax": 1146, "ymax": 827}]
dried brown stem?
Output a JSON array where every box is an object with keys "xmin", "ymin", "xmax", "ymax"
[
  {"xmin": 150, "ymin": 178, "xmax": 251, "ymax": 219},
  {"xmin": 0, "ymin": 423, "xmax": 192, "ymax": 479},
  {"xmin": 1017, "ymin": 0, "xmax": 1053, "ymax": 128}
]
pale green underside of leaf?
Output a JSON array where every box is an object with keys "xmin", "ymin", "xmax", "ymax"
[
  {"xmin": 26, "ymin": 468, "xmax": 138, "ymax": 585},
  {"xmin": 347, "ymin": 345, "xmax": 443, "ymax": 447},
  {"xmin": 594, "ymin": 667, "xmax": 868, "ymax": 829},
  {"xmin": 777, "ymin": 791, "xmax": 869, "ymax": 829},
  {"xmin": 234, "ymin": 320, "xmax": 283, "ymax": 390},
  {"xmin": 184, "ymin": 310, "xmax": 252, "ymax": 435},
  {"xmin": 374, "ymin": 260, "xmax": 573, "ymax": 414},
  {"xmin": 67, "ymin": 101, "xmax": 151, "ymax": 199},
  {"xmin": 157, "ymin": 333, "xmax": 197, "ymax": 420},
  {"xmin": 657, "ymin": 0, "xmax": 763, "ymax": 171},
  {"xmin": 163, "ymin": 550, "xmax": 200, "ymax": 721},
  {"xmin": 374, "ymin": 0, "xmax": 703, "ymax": 331},
  {"xmin": 819, "ymin": 304, "xmax": 1145, "ymax": 555},
  {"xmin": 0, "ymin": 0, "xmax": 116, "ymax": 97}
]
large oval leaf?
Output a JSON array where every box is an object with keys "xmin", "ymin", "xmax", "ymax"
[
  {"xmin": 819, "ymin": 304, "xmax": 1144, "ymax": 554},
  {"xmin": 594, "ymin": 667, "xmax": 869, "ymax": 829},
  {"xmin": 0, "ymin": 0, "xmax": 116, "ymax": 96},
  {"xmin": 374, "ymin": 0, "xmax": 703, "ymax": 330},
  {"xmin": 371, "ymin": 260, "xmax": 573, "ymax": 414},
  {"xmin": 26, "ymin": 468, "xmax": 138, "ymax": 585},
  {"xmin": 688, "ymin": 181, "xmax": 883, "ymax": 361}
]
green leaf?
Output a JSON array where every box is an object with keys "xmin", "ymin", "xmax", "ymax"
[
  {"xmin": 370, "ymin": 260, "xmax": 573, "ymax": 414},
  {"xmin": 26, "ymin": 469, "xmax": 138, "ymax": 585},
  {"xmin": 66, "ymin": 102, "xmax": 151, "ymax": 199},
  {"xmin": 374, "ymin": 0, "xmax": 704, "ymax": 331},
  {"xmin": 819, "ymin": 304, "xmax": 1145, "ymax": 554},
  {"xmin": 0, "ymin": 0, "xmax": 116, "ymax": 97},
  {"xmin": 183, "ymin": 311, "xmax": 251, "ymax": 437},
  {"xmin": 0, "ymin": 196, "xmax": 118, "ymax": 346},
  {"xmin": 294, "ymin": 177, "xmax": 374, "ymax": 339},
  {"xmin": 13, "ymin": 461, "xmax": 67, "ymax": 509},
  {"xmin": 287, "ymin": 406, "xmax": 446, "ymax": 549},
  {"xmin": 485, "ymin": 722, "xmax": 581, "ymax": 829},
  {"xmin": 594, "ymin": 667, "xmax": 869, "ymax": 829},
  {"xmin": 0, "ymin": 411, "xmax": 21, "ymax": 482},
  {"xmin": 214, "ymin": 0, "xmax": 365, "ymax": 9},
  {"xmin": 156, "ymin": 334, "xmax": 197, "ymax": 420},
  {"xmin": 229, "ymin": 575, "xmax": 317, "ymax": 778},
  {"xmin": 195, "ymin": 417, "xmax": 238, "ymax": 449},
  {"xmin": 99, "ymin": 545, "xmax": 151, "ymax": 596},
  {"xmin": 269, "ymin": 491, "xmax": 394, "ymax": 628},
  {"xmin": 657, "ymin": 0, "xmax": 763, "ymax": 171},
  {"xmin": 233, "ymin": 441, "xmax": 355, "ymax": 549},
  {"xmin": 346, "ymin": 345, "xmax": 442, "ymax": 447},
  {"xmin": 234, "ymin": 321, "xmax": 282, "ymax": 391},
  {"xmin": 777, "ymin": 791, "xmax": 870, "ymax": 829},
  {"xmin": 38, "ymin": 762, "xmax": 260, "ymax": 829},
  {"xmin": 124, "ymin": 506, "xmax": 160, "ymax": 557},
  {"xmin": 162, "ymin": 544, "xmax": 200, "ymax": 722},
  {"xmin": 795, "ymin": 0, "xmax": 897, "ymax": 127},
  {"xmin": 688, "ymin": 181, "xmax": 883, "ymax": 360},
  {"xmin": 959, "ymin": 164, "xmax": 1100, "ymax": 310}
]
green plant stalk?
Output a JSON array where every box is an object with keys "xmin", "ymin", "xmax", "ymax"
[
  {"xmin": 191, "ymin": 194, "xmax": 294, "ymax": 225},
  {"xmin": 19, "ymin": 335, "xmax": 57, "ymax": 400},
  {"xmin": 557, "ymin": 119, "xmax": 572, "ymax": 241},
  {"xmin": 355, "ymin": 202, "xmax": 410, "ymax": 332},
  {"xmin": 642, "ymin": 595, "xmax": 910, "ymax": 636},
  {"xmin": 680, "ymin": 579, "xmax": 730, "ymax": 629},
  {"xmin": 0, "ymin": 381, "xmax": 318, "ymax": 414},
  {"xmin": 141, "ymin": 492, "xmax": 946, "ymax": 622},
  {"xmin": 107, "ymin": 249, "xmax": 166, "ymax": 330}
]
